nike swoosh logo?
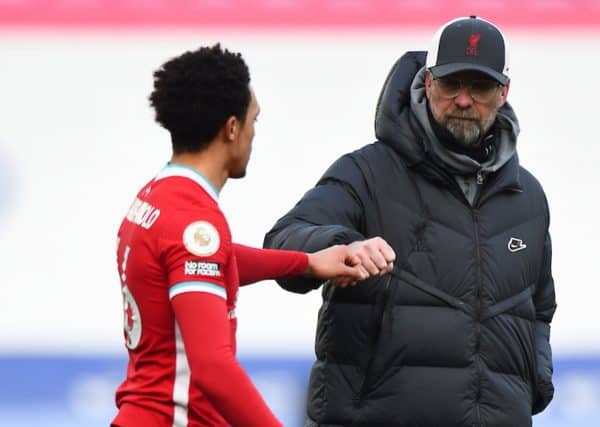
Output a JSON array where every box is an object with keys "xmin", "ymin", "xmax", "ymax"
[{"xmin": 508, "ymin": 237, "xmax": 527, "ymax": 253}]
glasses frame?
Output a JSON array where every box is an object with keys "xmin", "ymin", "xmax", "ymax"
[{"xmin": 431, "ymin": 75, "xmax": 504, "ymax": 103}]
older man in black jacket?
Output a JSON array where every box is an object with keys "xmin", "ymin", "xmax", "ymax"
[{"xmin": 264, "ymin": 16, "xmax": 556, "ymax": 427}]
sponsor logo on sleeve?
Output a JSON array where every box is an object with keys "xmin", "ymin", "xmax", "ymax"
[
  {"xmin": 184, "ymin": 260, "xmax": 221, "ymax": 277},
  {"xmin": 182, "ymin": 221, "xmax": 220, "ymax": 256}
]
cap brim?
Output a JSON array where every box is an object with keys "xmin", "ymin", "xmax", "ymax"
[{"xmin": 430, "ymin": 63, "xmax": 509, "ymax": 85}]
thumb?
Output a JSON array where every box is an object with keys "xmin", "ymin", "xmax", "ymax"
[
  {"xmin": 345, "ymin": 252, "xmax": 361, "ymax": 267},
  {"xmin": 342, "ymin": 263, "xmax": 366, "ymax": 280}
]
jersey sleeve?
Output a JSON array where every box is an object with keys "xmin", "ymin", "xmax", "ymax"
[
  {"xmin": 171, "ymin": 292, "xmax": 282, "ymax": 426},
  {"xmin": 159, "ymin": 207, "xmax": 231, "ymax": 301},
  {"xmin": 233, "ymin": 243, "xmax": 309, "ymax": 285}
]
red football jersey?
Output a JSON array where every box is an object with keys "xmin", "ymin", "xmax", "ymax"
[{"xmin": 112, "ymin": 164, "xmax": 302, "ymax": 427}]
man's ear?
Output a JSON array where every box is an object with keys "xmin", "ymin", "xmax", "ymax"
[
  {"xmin": 224, "ymin": 116, "xmax": 238, "ymax": 142},
  {"xmin": 498, "ymin": 79, "xmax": 510, "ymax": 107},
  {"xmin": 424, "ymin": 70, "xmax": 432, "ymax": 100}
]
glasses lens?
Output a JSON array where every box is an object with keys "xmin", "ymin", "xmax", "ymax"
[
  {"xmin": 435, "ymin": 78, "xmax": 461, "ymax": 99},
  {"xmin": 470, "ymin": 80, "xmax": 500, "ymax": 102}
]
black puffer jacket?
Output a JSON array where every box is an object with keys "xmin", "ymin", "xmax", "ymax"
[{"xmin": 264, "ymin": 52, "xmax": 556, "ymax": 427}]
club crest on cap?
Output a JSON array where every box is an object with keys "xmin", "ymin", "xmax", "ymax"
[
  {"xmin": 183, "ymin": 221, "xmax": 220, "ymax": 256},
  {"xmin": 466, "ymin": 33, "xmax": 481, "ymax": 56}
]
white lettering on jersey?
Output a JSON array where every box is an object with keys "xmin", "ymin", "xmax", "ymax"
[
  {"xmin": 184, "ymin": 261, "xmax": 221, "ymax": 277},
  {"xmin": 119, "ymin": 244, "xmax": 142, "ymax": 350},
  {"xmin": 126, "ymin": 197, "xmax": 161, "ymax": 229},
  {"xmin": 123, "ymin": 285, "xmax": 142, "ymax": 350},
  {"xmin": 121, "ymin": 245, "xmax": 130, "ymax": 283}
]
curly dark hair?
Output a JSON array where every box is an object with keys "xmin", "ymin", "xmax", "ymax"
[{"xmin": 149, "ymin": 43, "xmax": 251, "ymax": 154}]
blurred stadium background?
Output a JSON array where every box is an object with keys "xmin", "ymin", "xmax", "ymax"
[{"xmin": 1, "ymin": 1, "xmax": 599, "ymax": 426}]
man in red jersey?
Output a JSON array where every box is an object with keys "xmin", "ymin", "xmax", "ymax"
[{"xmin": 111, "ymin": 44, "xmax": 395, "ymax": 427}]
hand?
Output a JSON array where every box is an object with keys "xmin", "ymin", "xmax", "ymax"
[
  {"xmin": 305, "ymin": 245, "xmax": 368, "ymax": 286},
  {"xmin": 345, "ymin": 237, "xmax": 395, "ymax": 276},
  {"xmin": 330, "ymin": 237, "xmax": 394, "ymax": 287}
]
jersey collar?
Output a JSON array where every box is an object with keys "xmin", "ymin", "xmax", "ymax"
[{"xmin": 155, "ymin": 163, "xmax": 220, "ymax": 202}]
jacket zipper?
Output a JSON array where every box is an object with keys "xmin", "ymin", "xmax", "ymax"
[
  {"xmin": 476, "ymin": 170, "xmax": 485, "ymax": 185},
  {"xmin": 472, "ymin": 208, "xmax": 483, "ymax": 426},
  {"xmin": 424, "ymin": 162, "xmax": 500, "ymax": 426}
]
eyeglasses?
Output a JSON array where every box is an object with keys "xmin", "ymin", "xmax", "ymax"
[{"xmin": 432, "ymin": 76, "xmax": 502, "ymax": 103}]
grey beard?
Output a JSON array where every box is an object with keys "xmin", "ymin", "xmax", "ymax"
[
  {"xmin": 445, "ymin": 112, "xmax": 496, "ymax": 146},
  {"xmin": 446, "ymin": 120, "xmax": 482, "ymax": 145}
]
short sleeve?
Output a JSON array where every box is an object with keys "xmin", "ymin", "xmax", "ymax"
[{"xmin": 159, "ymin": 207, "xmax": 232, "ymax": 301}]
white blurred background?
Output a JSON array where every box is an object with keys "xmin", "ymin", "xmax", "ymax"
[{"xmin": 0, "ymin": 1, "xmax": 599, "ymax": 426}]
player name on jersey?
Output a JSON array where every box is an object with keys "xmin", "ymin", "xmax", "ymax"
[{"xmin": 126, "ymin": 197, "xmax": 160, "ymax": 229}]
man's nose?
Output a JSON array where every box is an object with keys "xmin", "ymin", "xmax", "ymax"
[{"xmin": 454, "ymin": 86, "xmax": 474, "ymax": 108}]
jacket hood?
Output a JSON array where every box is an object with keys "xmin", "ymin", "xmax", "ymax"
[{"xmin": 374, "ymin": 51, "xmax": 427, "ymax": 166}]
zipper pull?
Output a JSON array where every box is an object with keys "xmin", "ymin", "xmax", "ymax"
[{"xmin": 476, "ymin": 171, "xmax": 484, "ymax": 185}]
